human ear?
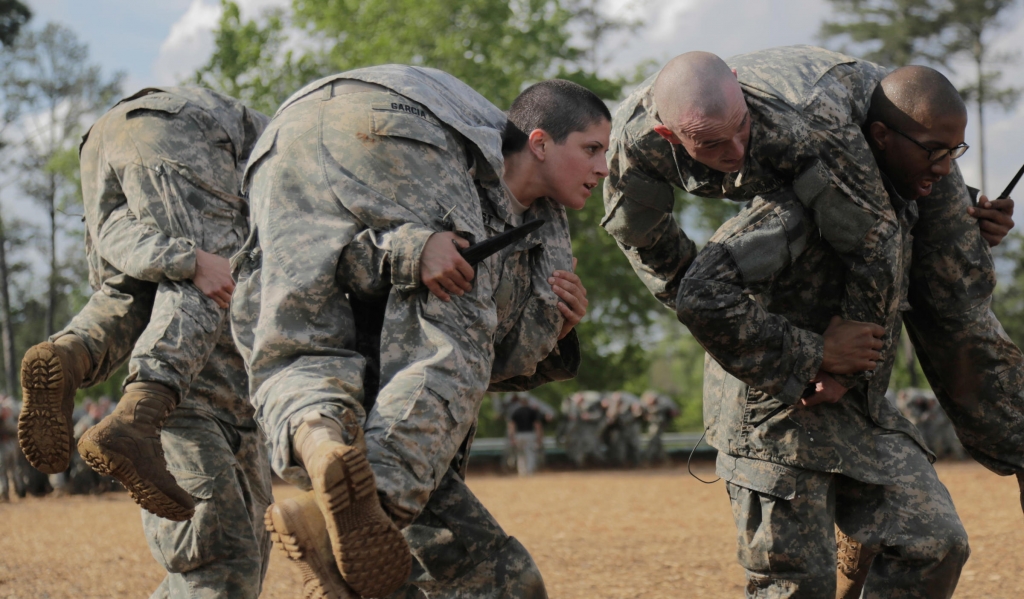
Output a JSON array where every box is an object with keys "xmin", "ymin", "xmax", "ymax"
[
  {"xmin": 653, "ymin": 124, "xmax": 682, "ymax": 144},
  {"xmin": 528, "ymin": 129, "xmax": 548, "ymax": 161},
  {"xmin": 867, "ymin": 121, "xmax": 888, "ymax": 151}
]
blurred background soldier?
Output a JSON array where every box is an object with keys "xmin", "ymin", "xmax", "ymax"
[
  {"xmin": 600, "ymin": 391, "xmax": 643, "ymax": 468},
  {"xmin": 640, "ymin": 390, "xmax": 680, "ymax": 465},
  {"xmin": 560, "ymin": 391, "xmax": 607, "ymax": 467},
  {"xmin": 506, "ymin": 394, "xmax": 546, "ymax": 475},
  {"xmin": 0, "ymin": 395, "xmax": 18, "ymax": 502},
  {"xmin": 894, "ymin": 388, "xmax": 967, "ymax": 460},
  {"xmin": 495, "ymin": 392, "xmax": 554, "ymax": 472}
]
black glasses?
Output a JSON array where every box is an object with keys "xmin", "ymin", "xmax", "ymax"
[{"xmin": 886, "ymin": 124, "xmax": 969, "ymax": 162}]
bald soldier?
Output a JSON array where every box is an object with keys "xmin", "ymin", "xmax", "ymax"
[
  {"xmin": 602, "ymin": 45, "xmax": 1024, "ymax": 513},
  {"xmin": 678, "ymin": 66, "xmax": 971, "ymax": 598}
]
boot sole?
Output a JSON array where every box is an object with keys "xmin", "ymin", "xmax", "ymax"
[
  {"xmin": 77, "ymin": 434, "xmax": 194, "ymax": 522},
  {"xmin": 313, "ymin": 447, "xmax": 411, "ymax": 598},
  {"xmin": 18, "ymin": 345, "xmax": 74, "ymax": 474},
  {"xmin": 265, "ymin": 499, "xmax": 355, "ymax": 599}
]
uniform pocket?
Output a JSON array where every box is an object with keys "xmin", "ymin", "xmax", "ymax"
[{"xmin": 143, "ymin": 470, "xmax": 222, "ymax": 573}]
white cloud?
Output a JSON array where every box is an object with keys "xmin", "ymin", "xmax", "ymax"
[
  {"xmin": 150, "ymin": 0, "xmax": 291, "ymax": 86},
  {"xmin": 151, "ymin": 0, "xmax": 223, "ymax": 85}
]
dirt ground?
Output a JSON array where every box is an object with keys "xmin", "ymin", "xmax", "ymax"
[{"xmin": 0, "ymin": 460, "xmax": 1021, "ymax": 598}]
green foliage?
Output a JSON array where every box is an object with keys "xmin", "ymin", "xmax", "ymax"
[
  {"xmin": 993, "ymin": 232, "xmax": 1024, "ymax": 346},
  {"xmin": 820, "ymin": 0, "xmax": 1022, "ymax": 189},
  {"xmin": 0, "ymin": 0, "xmax": 29, "ymax": 48},
  {"xmin": 195, "ymin": 0, "xmax": 636, "ymax": 115}
]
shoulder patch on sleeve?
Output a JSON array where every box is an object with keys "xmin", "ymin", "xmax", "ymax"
[
  {"xmin": 721, "ymin": 192, "xmax": 813, "ymax": 284},
  {"xmin": 793, "ymin": 159, "xmax": 876, "ymax": 254}
]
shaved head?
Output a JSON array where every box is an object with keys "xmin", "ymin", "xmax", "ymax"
[
  {"xmin": 653, "ymin": 51, "xmax": 742, "ymax": 132},
  {"xmin": 650, "ymin": 51, "xmax": 751, "ymax": 173},
  {"xmin": 866, "ymin": 65, "xmax": 968, "ymax": 200},
  {"xmin": 868, "ymin": 65, "xmax": 966, "ymax": 130}
]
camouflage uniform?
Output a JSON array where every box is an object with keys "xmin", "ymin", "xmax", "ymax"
[
  {"xmin": 55, "ymin": 87, "xmax": 266, "ymax": 401},
  {"xmin": 558, "ymin": 391, "xmax": 607, "ymax": 468},
  {"xmin": 63, "ymin": 88, "xmax": 273, "ymax": 598},
  {"xmin": 232, "ymin": 66, "xmax": 580, "ymax": 596},
  {"xmin": 640, "ymin": 391, "xmax": 680, "ymax": 464},
  {"xmin": 892, "ymin": 388, "xmax": 966, "ymax": 460},
  {"xmin": 678, "ymin": 186, "xmax": 968, "ymax": 596},
  {"xmin": 601, "ymin": 392, "xmax": 643, "ymax": 467},
  {"xmin": 601, "ymin": 44, "xmax": 1024, "ymax": 493}
]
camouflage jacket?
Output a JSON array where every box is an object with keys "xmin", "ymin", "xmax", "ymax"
[
  {"xmin": 232, "ymin": 66, "xmax": 579, "ymax": 415},
  {"xmin": 677, "ymin": 180, "xmax": 928, "ymax": 484},
  {"xmin": 602, "ymin": 46, "xmax": 897, "ymax": 390},
  {"xmin": 81, "ymin": 87, "xmax": 268, "ymax": 287}
]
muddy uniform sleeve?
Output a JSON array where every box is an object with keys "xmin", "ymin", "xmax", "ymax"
[
  {"xmin": 601, "ymin": 120, "xmax": 698, "ymax": 310},
  {"xmin": 96, "ymin": 204, "xmax": 197, "ymax": 283},
  {"xmin": 337, "ymin": 223, "xmax": 435, "ymax": 299},
  {"xmin": 905, "ymin": 165, "xmax": 1024, "ymax": 475},
  {"xmin": 676, "ymin": 196, "xmax": 824, "ymax": 404}
]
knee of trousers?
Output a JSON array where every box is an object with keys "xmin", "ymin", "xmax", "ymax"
[
  {"xmin": 902, "ymin": 517, "xmax": 971, "ymax": 566},
  {"xmin": 498, "ymin": 537, "xmax": 547, "ymax": 599}
]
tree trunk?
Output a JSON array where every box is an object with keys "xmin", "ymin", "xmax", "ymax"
[
  {"xmin": 975, "ymin": 45, "xmax": 986, "ymax": 194},
  {"xmin": 46, "ymin": 172, "xmax": 56, "ymax": 338},
  {"xmin": 0, "ymin": 212, "xmax": 16, "ymax": 397}
]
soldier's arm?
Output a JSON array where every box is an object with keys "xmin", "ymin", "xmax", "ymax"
[
  {"xmin": 600, "ymin": 126, "xmax": 698, "ymax": 310},
  {"xmin": 676, "ymin": 209, "xmax": 824, "ymax": 405},
  {"xmin": 338, "ymin": 226, "xmax": 473, "ymax": 302},
  {"xmin": 95, "ymin": 203, "xmax": 198, "ymax": 283},
  {"xmin": 906, "ymin": 165, "xmax": 1024, "ymax": 475},
  {"xmin": 788, "ymin": 124, "xmax": 901, "ymax": 388}
]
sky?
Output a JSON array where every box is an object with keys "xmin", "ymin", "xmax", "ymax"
[{"xmin": 23, "ymin": 0, "xmax": 1024, "ymax": 197}]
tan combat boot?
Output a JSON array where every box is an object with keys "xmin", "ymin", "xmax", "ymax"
[
  {"xmin": 18, "ymin": 335, "xmax": 92, "ymax": 474},
  {"xmin": 836, "ymin": 527, "xmax": 876, "ymax": 598},
  {"xmin": 77, "ymin": 382, "xmax": 195, "ymax": 521},
  {"xmin": 266, "ymin": 491, "xmax": 360, "ymax": 599},
  {"xmin": 294, "ymin": 412, "xmax": 412, "ymax": 598}
]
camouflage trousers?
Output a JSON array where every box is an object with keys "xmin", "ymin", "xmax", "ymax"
[
  {"xmin": 56, "ymin": 272, "xmax": 226, "ymax": 402},
  {"xmin": 388, "ymin": 467, "xmax": 547, "ymax": 598},
  {"xmin": 722, "ymin": 433, "xmax": 968, "ymax": 598},
  {"xmin": 143, "ymin": 407, "xmax": 273, "ymax": 599}
]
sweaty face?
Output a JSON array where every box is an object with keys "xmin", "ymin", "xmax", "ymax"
[
  {"xmin": 879, "ymin": 111, "xmax": 967, "ymax": 200},
  {"xmin": 541, "ymin": 119, "xmax": 611, "ymax": 210},
  {"xmin": 677, "ymin": 84, "xmax": 751, "ymax": 173}
]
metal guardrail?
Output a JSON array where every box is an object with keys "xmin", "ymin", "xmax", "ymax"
[{"xmin": 469, "ymin": 432, "xmax": 713, "ymax": 457}]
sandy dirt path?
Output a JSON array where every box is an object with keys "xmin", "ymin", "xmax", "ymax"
[{"xmin": 0, "ymin": 460, "xmax": 1020, "ymax": 598}]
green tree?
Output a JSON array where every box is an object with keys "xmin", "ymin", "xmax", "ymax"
[
  {"xmin": 820, "ymin": 0, "xmax": 1022, "ymax": 192},
  {"xmin": 0, "ymin": 0, "xmax": 29, "ymax": 48},
  {"xmin": 195, "ymin": 0, "xmax": 638, "ymax": 114},
  {"xmin": 15, "ymin": 23, "xmax": 121, "ymax": 337}
]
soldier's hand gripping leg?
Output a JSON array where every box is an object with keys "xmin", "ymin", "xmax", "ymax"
[
  {"xmin": 293, "ymin": 412, "xmax": 411, "ymax": 598},
  {"xmin": 18, "ymin": 335, "xmax": 92, "ymax": 474},
  {"xmin": 77, "ymin": 381, "xmax": 195, "ymax": 521},
  {"xmin": 265, "ymin": 490, "xmax": 358, "ymax": 599}
]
